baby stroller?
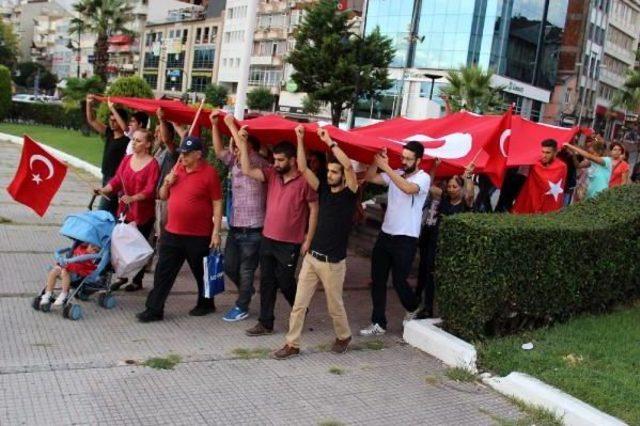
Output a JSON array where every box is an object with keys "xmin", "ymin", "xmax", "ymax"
[{"xmin": 31, "ymin": 195, "xmax": 116, "ymax": 320}]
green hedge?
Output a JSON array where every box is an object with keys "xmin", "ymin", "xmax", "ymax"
[
  {"xmin": 437, "ymin": 185, "xmax": 640, "ymax": 340},
  {"xmin": 7, "ymin": 101, "xmax": 85, "ymax": 131}
]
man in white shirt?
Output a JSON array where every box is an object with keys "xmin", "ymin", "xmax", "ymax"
[{"xmin": 360, "ymin": 142, "xmax": 431, "ymax": 336}]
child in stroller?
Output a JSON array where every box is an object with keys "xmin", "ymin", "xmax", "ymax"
[{"xmin": 38, "ymin": 242, "xmax": 100, "ymax": 310}]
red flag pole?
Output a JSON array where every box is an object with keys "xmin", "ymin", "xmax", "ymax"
[{"xmin": 188, "ymin": 98, "xmax": 206, "ymax": 137}]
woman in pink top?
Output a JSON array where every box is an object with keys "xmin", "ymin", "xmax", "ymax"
[
  {"xmin": 97, "ymin": 129, "xmax": 160, "ymax": 291},
  {"xmin": 609, "ymin": 142, "xmax": 630, "ymax": 187}
]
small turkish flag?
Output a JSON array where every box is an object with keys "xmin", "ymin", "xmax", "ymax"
[
  {"xmin": 337, "ymin": 0, "xmax": 348, "ymax": 11},
  {"xmin": 6, "ymin": 136, "xmax": 68, "ymax": 217},
  {"xmin": 512, "ymin": 158, "xmax": 567, "ymax": 214}
]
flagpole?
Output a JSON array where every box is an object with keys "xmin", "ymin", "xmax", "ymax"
[{"xmin": 188, "ymin": 98, "xmax": 206, "ymax": 137}]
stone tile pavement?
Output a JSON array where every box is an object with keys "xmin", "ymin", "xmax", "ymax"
[{"xmin": 0, "ymin": 140, "xmax": 522, "ymax": 425}]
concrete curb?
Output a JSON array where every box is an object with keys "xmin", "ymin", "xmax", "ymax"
[
  {"xmin": 482, "ymin": 372, "xmax": 628, "ymax": 426},
  {"xmin": 0, "ymin": 132, "xmax": 102, "ymax": 179},
  {"xmin": 403, "ymin": 319, "xmax": 477, "ymax": 372},
  {"xmin": 402, "ymin": 320, "xmax": 628, "ymax": 425}
]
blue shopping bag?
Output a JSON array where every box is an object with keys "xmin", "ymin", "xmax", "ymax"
[{"xmin": 203, "ymin": 249, "xmax": 225, "ymax": 298}]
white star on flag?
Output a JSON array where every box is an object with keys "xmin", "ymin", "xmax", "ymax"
[
  {"xmin": 31, "ymin": 173, "xmax": 43, "ymax": 185},
  {"xmin": 545, "ymin": 179, "xmax": 564, "ymax": 202}
]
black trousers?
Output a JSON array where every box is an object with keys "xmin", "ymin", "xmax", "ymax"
[
  {"xmin": 370, "ymin": 232, "xmax": 419, "ymax": 329},
  {"xmin": 258, "ymin": 236, "xmax": 300, "ymax": 329},
  {"xmin": 416, "ymin": 225, "xmax": 438, "ymax": 317},
  {"xmin": 132, "ymin": 220, "xmax": 154, "ymax": 285},
  {"xmin": 145, "ymin": 231, "xmax": 214, "ymax": 314}
]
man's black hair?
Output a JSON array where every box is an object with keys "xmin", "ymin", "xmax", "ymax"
[
  {"xmin": 132, "ymin": 111, "xmax": 149, "ymax": 127},
  {"xmin": 404, "ymin": 140, "xmax": 424, "ymax": 160},
  {"xmin": 541, "ymin": 139, "xmax": 558, "ymax": 150},
  {"xmin": 272, "ymin": 141, "xmax": 296, "ymax": 159},
  {"xmin": 114, "ymin": 108, "xmax": 128, "ymax": 123}
]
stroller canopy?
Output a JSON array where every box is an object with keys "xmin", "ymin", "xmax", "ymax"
[{"xmin": 59, "ymin": 211, "xmax": 115, "ymax": 248}]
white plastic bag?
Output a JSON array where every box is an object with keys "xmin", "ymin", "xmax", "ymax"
[{"xmin": 110, "ymin": 222, "xmax": 153, "ymax": 279}]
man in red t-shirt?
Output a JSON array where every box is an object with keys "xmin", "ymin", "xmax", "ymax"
[
  {"xmin": 227, "ymin": 118, "xmax": 319, "ymax": 336},
  {"xmin": 138, "ymin": 136, "xmax": 223, "ymax": 322}
]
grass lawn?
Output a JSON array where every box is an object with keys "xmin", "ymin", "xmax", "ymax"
[
  {"xmin": 0, "ymin": 123, "xmax": 103, "ymax": 167},
  {"xmin": 478, "ymin": 303, "xmax": 640, "ymax": 425}
]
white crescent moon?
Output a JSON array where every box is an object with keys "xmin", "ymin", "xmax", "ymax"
[
  {"xmin": 403, "ymin": 133, "xmax": 473, "ymax": 159},
  {"xmin": 499, "ymin": 129, "xmax": 511, "ymax": 157},
  {"xmin": 29, "ymin": 154, "xmax": 55, "ymax": 180}
]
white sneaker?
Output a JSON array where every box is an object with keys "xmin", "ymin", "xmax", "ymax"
[
  {"xmin": 403, "ymin": 309, "xmax": 420, "ymax": 326},
  {"xmin": 53, "ymin": 293, "xmax": 67, "ymax": 306},
  {"xmin": 40, "ymin": 293, "xmax": 52, "ymax": 304},
  {"xmin": 359, "ymin": 323, "xmax": 386, "ymax": 337}
]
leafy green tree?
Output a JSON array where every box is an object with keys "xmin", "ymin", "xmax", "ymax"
[
  {"xmin": 0, "ymin": 65, "xmax": 11, "ymax": 121},
  {"xmin": 246, "ymin": 87, "xmax": 275, "ymax": 111},
  {"xmin": 287, "ymin": 0, "xmax": 394, "ymax": 126},
  {"xmin": 13, "ymin": 62, "xmax": 58, "ymax": 93},
  {"xmin": 612, "ymin": 69, "xmax": 640, "ymax": 111},
  {"xmin": 205, "ymin": 83, "xmax": 228, "ymax": 108},
  {"xmin": 70, "ymin": 0, "xmax": 134, "ymax": 83},
  {"xmin": 0, "ymin": 21, "xmax": 19, "ymax": 70},
  {"xmin": 301, "ymin": 94, "xmax": 321, "ymax": 116},
  {"xmin": 60, "ymin": 75, "xmax": 105, "ymax": 109},
  {"xmin": 96, "ymin": 75, "xmax": 153, "ymax": 121},
  {"xmin": 440, "ymin": 66, "xmax": 504, "ymax": 114}
]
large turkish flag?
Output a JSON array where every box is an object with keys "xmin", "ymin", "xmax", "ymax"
[
  {"xmin": 6, "ymin": 136, "xmax": 68, "ymax": 216},
  {"xmin": 511, "ymin": 158, "xmax": 567, "ymax": 214}
]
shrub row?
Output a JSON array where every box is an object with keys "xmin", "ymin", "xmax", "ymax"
[
  {"xmin": 6, "ymin": 101, "xmax": 86, "ymax": 131},
  {"xmin": 436, "ymin": 184, "xmax": 640, "ymax": 340}
]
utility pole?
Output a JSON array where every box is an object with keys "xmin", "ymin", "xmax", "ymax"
[
  {"xmin": 234, "ymin": 0, "xmax": 259, "ymax": 120},
  {"xmin": 394, "ymin": 0, "xmax": 423, "ymax": 117}
]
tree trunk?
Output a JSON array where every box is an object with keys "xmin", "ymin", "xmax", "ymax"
[
  {"xmin": 330, "ymin": 103, "xmax": 342, "ymax": 127},
  {"xmin": 93, "ymin": 33, "xmax": 109, "ymax": 84}
]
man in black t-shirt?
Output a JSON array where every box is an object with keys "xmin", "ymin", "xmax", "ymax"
[
  {"xmin": 85, "ymin": 94, "xmax": 130, "ymax": 215},
  {"xmin": 273, "ymin": 126, "xmax": 358, "ymax": 359}
]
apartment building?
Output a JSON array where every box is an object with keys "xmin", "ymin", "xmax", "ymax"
[{"xmin": 139, "ymin": 3, "xmax": 224, "ymax": 97}]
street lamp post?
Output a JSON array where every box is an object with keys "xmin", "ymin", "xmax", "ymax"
[
  {"xmin": 423, "ymin": 72, "xmax": 442, "ymax": 100},
  {"xmin": 66, "ymin": 30, "xmax": 81, "ymax": 78}
]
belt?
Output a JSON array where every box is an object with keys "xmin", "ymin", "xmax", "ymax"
[
  {"xmin": 310, "ymin": 250, "xmax": 342, "ymax": 264},
  {"xmin": 230, "ymin": 226, "xmax": 263, "ymax": 234}
]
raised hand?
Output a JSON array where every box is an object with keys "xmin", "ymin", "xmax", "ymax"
[{"xmin": 209, "ymin": 109, "xmax": 221, "ymax": 125}]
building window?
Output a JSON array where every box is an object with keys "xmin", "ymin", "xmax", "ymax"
[
  {"xmin": 191, "ymin": 75, "xmax": 211, "ymax": 92},
  {"xmin": 192, "ymin": 48, "xmax": 215, "ymax": 69},
  {"xmin": 165, "ymin": 70, "xmax": 183, "ymax": 91},
  {"xmin": 143, "ymin": 73, "xmax": 158, "ymax": 89},
  {"xmin": 182, "ymin": 29, "xmax": 188, "ymax": 44},
  {"xmin": 167, "ymin": 52, "xmax": 185, "ymax": 68},
  {"xmin": 195, "ymin": 28, "xmax": 202, "ymax": 44},
  {"xmin": 249, "ymin": 66, "xmax": 283, "ymax": 86},
  {"xmin": 143, "ymin": 52, "xmax": 160, "ymax": 68}
]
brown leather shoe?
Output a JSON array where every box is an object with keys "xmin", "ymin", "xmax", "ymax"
[
  {"xmin": 331, "ymin": 336, "xmax": 352, "ymax": 354},
  {"xmin": 245, "ymin": 322, "xmax": 273, "ymax": 336},
  {"xmin": 273, "ymin": 345, "xmax": 300, "ymax": 360}
]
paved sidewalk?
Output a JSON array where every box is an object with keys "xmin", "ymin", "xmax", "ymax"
[{"xmin": 0, "ymin": 139, "xmax": 521, "ymax": 425}]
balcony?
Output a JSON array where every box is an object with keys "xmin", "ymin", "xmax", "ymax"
[
  {"xmin": 251, "ymin": 55, "xmax": 283, "ymax": 67},
  {"xmin": 258, "ymin": 1, "xmax": 288, "ymax": 13},
  {"xmin": 253, "ymin": 27, "xmax": 286, "ymax": 41}
]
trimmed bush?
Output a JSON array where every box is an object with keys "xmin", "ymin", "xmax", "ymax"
[
  {"xmin": 7, "ymin": 101, "xmax": 85, "ymax": 130},
  {"xmin": 0, "ymin": 65, "xmax": 10, "ymax": 121},
  {"xmin": 437, "ymin": 185, "xmax": 640, "ymax": 340}
]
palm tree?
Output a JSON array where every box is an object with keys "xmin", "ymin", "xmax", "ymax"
[
  {"xmin": 440, "ymin": 66, "xmax": 505, "ymax": 114},
  {"xmin": 612, "ymin": 69, "xmax": 640, "ymax": 111},
  {"xmin": 70, "ymin": 0, "xmax": 134, "ymax": 84}
]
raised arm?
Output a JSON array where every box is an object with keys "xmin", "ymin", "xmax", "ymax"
[
  {"xmin": 295, "ymin": 125, "xmax": 319, "ymax": 191},
  {"xmin": 85, "ymin": 94, "xmax": 107, "ymax": 134},
  {"xmin": 565, "ymin": 144, "xmax": 606, "ymax": 166},
  {"xmin": 374, "ymin": 149, "xmax": 420, "ymax": 195},
  {"xmin": 463, "ymin": 163, "xmax": 476, "ymax": 208},
  {"xmin": 364, "ymin": 150, "xmax": 388, "ymax": 186},
  {"xmin": 107, "ymin": 97, "xmax": 127, "ymax": 133},
  {"xmin": 317, "ymin": 128, "xmax": 357, "ymax": 193},
  {"xmin": 210, "ymin": 110, "xmax": 228, "ymax": 160},
  {"xmin": 225, "ymin": 114, "xmax": 265, "ymax": 182},
  {"xmin": 172, "ymin": 122, "xmax": 187, "ymax": 140},
  {"xmin": 156, "ymin": 108, "xmax": 172, "ymax": 146}
]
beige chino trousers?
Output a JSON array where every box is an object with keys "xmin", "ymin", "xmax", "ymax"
[{"xmin": 285, "ymin": 254, "xmax": 351, "ymax": 348}]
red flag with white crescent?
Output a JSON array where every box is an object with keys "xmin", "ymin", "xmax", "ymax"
[
  {"xmin": 511, "ymin": 158, "xmax": 567, "ymax": 214},
  {"xmin": 6, "ymin": 136, "xmax": 68, "ymax": 217}
]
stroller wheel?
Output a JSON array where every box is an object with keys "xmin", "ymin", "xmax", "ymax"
[
  {"xmin": 67, "ymin": 304, "xmax": 83, "ymax": 321},
  {"xmin": 62, "ymin": 304, "xmax": 70, "ymax": 318},
  {"xmin": 75, "ymin": 288, "xmax": 91, "ymax": 301},
  {"xmin": 98, "ymin": 293, "xmax": 117, "ymax": 310},
  {"xmin": 32, "ymin": 296, "xmax": 41, "ymax": 311},
  {"xmin": 40, "ymin": 301, "xmax": 51, "ymax": 313}
]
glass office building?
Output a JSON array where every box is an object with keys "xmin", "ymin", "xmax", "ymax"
[{"xmin": 362, "ymin": 0, "xmax": 569, "ymax": 121}]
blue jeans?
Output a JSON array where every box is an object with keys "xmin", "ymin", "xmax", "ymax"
[{"xmin": 224, "ymin": 227, "xmax": 262, "ymax": 312}]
